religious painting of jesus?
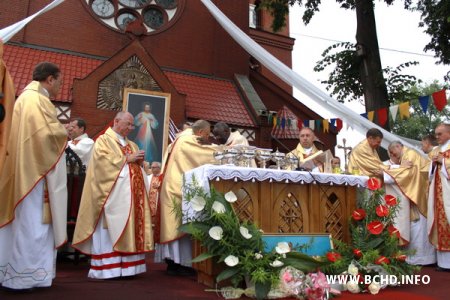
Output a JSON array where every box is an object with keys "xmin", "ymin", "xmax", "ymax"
[{"xmin": 123, "ymin": 88, "xmax": 171, "ymax": 165}]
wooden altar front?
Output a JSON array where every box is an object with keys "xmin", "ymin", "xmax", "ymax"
[{"xmin": 184, "ymin": 165, "xmax": 368, "ymax": 287}]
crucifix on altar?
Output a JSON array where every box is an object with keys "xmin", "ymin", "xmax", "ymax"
[{"xmin": 337, "ymin": 138, "xmax": 352, "ymax": 174}]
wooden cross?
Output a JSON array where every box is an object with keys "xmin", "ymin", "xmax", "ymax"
[{"xmin": 337, "ymin": 138, "xmax": 352, "ymax": 174}]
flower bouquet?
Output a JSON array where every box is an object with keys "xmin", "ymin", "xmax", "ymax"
[
  {"xmin": 320, "ymin": 177, "xmax": 419, "ymax": 294},
  {"xmin": 178, "ymin": 181, "xmax": 328, "ymax": 300}
]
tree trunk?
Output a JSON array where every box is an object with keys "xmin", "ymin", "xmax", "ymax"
[{"xmin": 355, "ymin": 0, "xmax": 390, "ymax": 129}]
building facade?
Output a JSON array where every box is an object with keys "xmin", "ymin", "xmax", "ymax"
[{"xmin": 0, "ymin": 0, "xmax": 336, "ymax": 150}]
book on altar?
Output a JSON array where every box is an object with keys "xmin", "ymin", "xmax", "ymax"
[{"xmin": 299, "ymin": 150, "xmax": 333, "ymax": 172}]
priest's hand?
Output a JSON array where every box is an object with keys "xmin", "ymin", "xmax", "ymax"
[
  {"xmin": 432, "ymin": 153, "xmax": 444, "ymax": 165},
  {"xmin": 127, "ymin": 150, "xmax": 145, "ymax": 164}
]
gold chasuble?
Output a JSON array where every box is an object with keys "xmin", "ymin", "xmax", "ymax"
[
  {"xmin": 0, "ymin": 81, "xmax": 67, "ymax": 245},
  {"xmin": 289, "ymin": 144, "xmax": 320, "ymax": 162},
  {"xmin": 0, "ymin": 42, "xmax": 15, "ymax": 173},
  {"xmin": 385, "ymin": 147, "xmax": 430, "ymax": 218},
  {"xmin": 428, "ymin": 145, "xmax": 450, "ymax": 251},
  {"xmin": 160, "ymin": 134, "xmax": 217, "ymax": 244},
  {"xmin": 72, "ymin": 128, "xmax": 153, "ymax": 254},
  {"xmin": 348, "ymin": 139, "xmax": 388, "ymax": 178}
]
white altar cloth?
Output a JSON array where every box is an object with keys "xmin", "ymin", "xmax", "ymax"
[{"xmin": 182, "ymin": 165, "xmax": 368, "ymax": 222}]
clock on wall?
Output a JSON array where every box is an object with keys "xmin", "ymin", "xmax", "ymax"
[{"xmin": 84, "ymin": 0, "xmax": 184, "ymax": 34}]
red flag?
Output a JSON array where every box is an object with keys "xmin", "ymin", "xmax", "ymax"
[
  {"xmin": 377, "ymin": 108, "xmax": 388, "ymax": 126},
  {"xmin": 432, "ymin": 89, "xmax": 447, "ymax": 111},
  {"xmin": 336, "ymin": 119, "xmax": 343, "ymax": 132},
  {"xmin": 297, "ymin": 119, "xmax": 303, "ymax": 130}
]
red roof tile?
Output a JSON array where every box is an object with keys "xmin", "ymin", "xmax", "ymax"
[
  {"xmin": 165, "ymin": 71, "xmax": 255, "ymax": 127},
  {"xmin": 2, "ymin": 44, "xmax": 256, "ymax": 127},
  {"xmin": 2, "ymin": 44, "xmax": 103, "ymax": 103}
]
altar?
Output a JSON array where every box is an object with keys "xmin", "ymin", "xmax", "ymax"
[
  {"xmin": 184, "ymin": 164, "xmax": 368, "ymax": 242},
  {"xmin": 183, "ymin": 165, "xmax": 369, "ymax": 287}
]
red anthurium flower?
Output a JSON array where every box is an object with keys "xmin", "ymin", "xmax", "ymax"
[
  {"xmin": 375, "ymin": 256, "xmax": 390, "ymax": 265},
  {"xmin": 395, "ymin": 254, "xmax": 407, "ymax": 262},
  {"xmin": 352, "ymin": 209, "xmax": 366, "ymax": 221},
  {"xmin": 367, "ymin": 177, "xmax": 381, "ymax": 190},
  {"xmin": 326, "ymin": 252, "xmax": 341, "ymax": 262},
  {"xmin": 353, "ymin": 249, "xmax": 362, "ymax": 259},
  {"xmin": 367, "ymin": 221, "xmax": 384, "ymax": 235},
  {"xmin": 388, "ymin": 225, "xmax": 400, "ymax": 238},
  {"xmin": 385, "ymin": 194, "xmax": 397, "ymax": 206},
  {"xmin": 376, "ymin": 205, "xmax": 389, "ymax": 217}
]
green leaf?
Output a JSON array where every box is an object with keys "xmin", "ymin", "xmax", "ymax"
[
  {"xmin": 178, "ymin": 222, "xmax": 210, "ymax": 235},
  {"xmin": 216, "ymin": 267, "xmax": 240, "ymax": 282},
  {"xmin": 191, "ymin": 252, "xmax": 215, "ymax": 263}
]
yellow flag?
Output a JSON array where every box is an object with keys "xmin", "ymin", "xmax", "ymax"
[
  {"xmin": 322, "ymin": 119, "xmax": 329, "ymax": 133},
  {"xmin": 368, "ymin": 111, "xmax": 375, "ymax": 122},
  {"xmin": 398, "ymin": 102, "xmax": 410, "ymax": 120}
]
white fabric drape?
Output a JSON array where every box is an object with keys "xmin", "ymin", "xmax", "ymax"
[
  {"xmin": 0, "ymin": 0, "xmax": 65, "ymax": 42},
  {"xmin": 200, "ymin": 0, "xmax": 417, "ymax": 151}
]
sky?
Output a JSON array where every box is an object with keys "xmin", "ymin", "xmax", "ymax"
[{"xmin": 288, "ymin": 1, "xmax": 449, "ymax": 160}]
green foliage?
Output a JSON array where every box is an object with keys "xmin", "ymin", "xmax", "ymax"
[
  {"xmin": 314, "ymin": 42, "xmax": 421, "ymax": 103},
  {"xmin": 320, "ymin": 179, "xmax": 419, "ymax": 279},
  {"xmin": 390, "ymin": 81, "xmax": 450, "ymax": 139},
  {"xmin": 262, "ymin": 0, "xmax": 449, "ymax": 68},
  {"xmin": 181, "ymin": 181, "xmax": 325, "ymax": 300}
]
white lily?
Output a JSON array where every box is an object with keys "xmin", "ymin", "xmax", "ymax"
[
  {"xmin": 275, "ymin": 242, "xmax": 290, "ymax": 254},
  {"xmin": 190, "ymin": 195, "xmax": 206, "ymax": 212},
  {"xmin": 254, "ymin": 253, "xmax": 263, "ymax": 260},
  {"xmin": 208, "ymin": 226, "xmax": 223, "ymax": 240},
  {"xmin": 224, "ymin": 191, "xmax": 237, "ymax": 203},
  {"xmin": 212, "ymin": 201, "xmax": 226, "ymax": 214},
  {"xmin": 368, "ymin": 282, "xmax": 381, "ymax": 295},
  {"xmin": 270, "ymin": 260, "xmax": 284, "ymax": 267},
  {"xmin": 347, "ymin": 264, "xmax": 358, "ymax": 276},
  {"xmin": 239, "ymin": 226, "xmax": 252, "ymax": 239},
  {"xmin": 224, "ymin": 255, "xmax": 239, "ymax": 267},
  {"xmin": 346, "ymin": 281, "xmax": 360, "ymax": 293}
]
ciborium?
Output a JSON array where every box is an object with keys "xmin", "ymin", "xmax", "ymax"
[
  {"xmin": 256, "ymin": 149, "xmax": 272, "ymax": 168},
  {"xmin": 271, "ymin": 149, "xmax": 286, "ymax": 170}
]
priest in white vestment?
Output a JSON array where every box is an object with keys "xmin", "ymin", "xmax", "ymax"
[
  {"xmin": 72, "ymin": 112, "xmax": 153, "ymax": 279},
  {"xmin": 67, "ymin": 117, "xmax": 94, "ymax": 166},
  {"xmin": 384, "ymin": 141, "xmax": 436, "ymax": 265},
  {"xmin": 427, "ymin": 123, "xmax": 450, "ymax": 270},
  {"xmin": 155, "ymin": 120, "xmax": 217, "ymax": 275},
  {"xmin": 0, "ymin": 62, "xmax": 67, "ymax": 290}
]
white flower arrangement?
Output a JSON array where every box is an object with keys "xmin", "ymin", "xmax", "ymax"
[
  {"xmin": 190, "ymin": 195, "xmax": 206, "ymax": 211},
  {"xmin": 212, "ymin": 201, "xmax": 226, "ymax": 213},
  {"xmin": 224, "ymin": 191, "xmax": 237, "ymax": 203},
  {"xmin": 208, "ymin": 226, "xmax": 223, "ymax": 240},
  {"xmin": 368, "ymin": 282, "xmax": 381, "ymax": 295},
  {"xmin": 346, "ymin": 281, "xmax": 360, "ymax": 294},
  {"xmin": 239, "ymin": 226, "xmax": 253, "ymax": 239},
  {"xmin": 225, "ymin": 255, "xmax": 239, "ymax": 267},
  {"xmin": 275, "ymin": 242, "xmax": 291, "ymax": 254}
]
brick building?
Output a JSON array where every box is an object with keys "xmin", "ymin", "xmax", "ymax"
[{"xmin": 0, "ymin": 0, "xmax": 335, "ymax": 151}]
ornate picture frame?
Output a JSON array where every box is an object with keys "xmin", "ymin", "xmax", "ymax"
[{"xmin": 122, "ymin": 88, "xmax": 171, "ymax": 165}]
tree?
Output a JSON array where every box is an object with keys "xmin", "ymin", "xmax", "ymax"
[
  {"xmin": 390, "ymin": 81, "xmax": 449, "ymax": 140},
  {"xmin": 314, "ymin": 42, "xmax": 421, "ymax": 104},
  {"xmin": 260, "ymin": 0, "xmax": 450, "ymax": 116}
]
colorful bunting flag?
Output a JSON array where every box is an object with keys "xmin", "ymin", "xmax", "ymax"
[
  {"xmin": 432, "ymin": 89, "xmax": 447, "ymax": 112},
  {"xmin": 315, "ymin": 119, "xmax": 322, "ymax": 132},
  {"xmin": 272, "ymin": 115, "xmax": 277, "ymax": 128},
  {"xmin": 281, "ymin": 117, "xmax": 286, "ymax": 129},
  {"xmin": 398, "ymin": 102, "xmax": 410, "ymax": 120},
  {"xmin": 389, "ymin": 105, "xmax": 399, "ymax": 122},
  {"xmin": 336, "ymin": 119, "xmax": 343, "ymax": 132},
  {"xmin": 323, "ymin": 120, "xmax": 329, "ymax": 133},
  {"xmin": 419, "ymin": 95, "xmax": 430, "ymax": 113},
  {"xmin": 368, "ymin": 111, "xmax": 375, "ymax": 122},
  {"xmin": 303, "ymin": 120, "xmax": 309, "ymax": 128},
  {"xmin": 309, "ymin": 120, "xmax": 315, "ymax": 131},
  {"xmin": 377, "ymin": 108, "xmax": 388, "ymax": 127},
  {"xmin": 298, "ymin": 119, "xmax": 303, "ymax": 129}
]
